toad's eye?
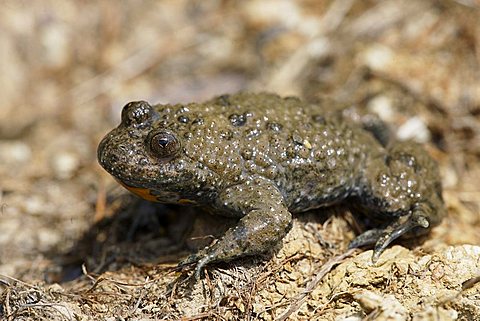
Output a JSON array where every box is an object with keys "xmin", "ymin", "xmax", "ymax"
[{"xmin": 148, "ymin": 131, "xmax": 180, "ymax": 159}]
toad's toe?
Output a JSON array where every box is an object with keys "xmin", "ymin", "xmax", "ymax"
[{"xmin": 349, "ymin": 210, "xmax": 430, "ymax": 262}]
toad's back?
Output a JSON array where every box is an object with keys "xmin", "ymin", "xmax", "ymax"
[{"xmin": 163, "ymin": 93, "xmax": 378, "ymax": 212}]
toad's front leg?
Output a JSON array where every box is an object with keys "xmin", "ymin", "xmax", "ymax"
[{"xmin": 180, "ymin": 177, "xmax": 292, "ymax": 278}]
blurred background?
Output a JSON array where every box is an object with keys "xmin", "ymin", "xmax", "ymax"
[{"xmin": 0, "ymin": 0, "xmax": 479, "ymax": 319}]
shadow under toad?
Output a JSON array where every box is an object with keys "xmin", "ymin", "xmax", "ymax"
[{"xmin": 46, "ymin": 193, "xmax": 240, "ymax": 283}]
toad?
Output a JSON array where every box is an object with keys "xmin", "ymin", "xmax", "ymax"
[{"xmin": 97, "ymin": 93, "xmax": 445, "ymax": 276}]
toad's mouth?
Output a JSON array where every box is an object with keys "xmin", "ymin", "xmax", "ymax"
[
  {"xmin": 116, "ymin": 179, "xmax": 160, "ymax": 202},
  {"xmin": 116, "ymin": 179, "xmax": 197, "ymax": 205}
]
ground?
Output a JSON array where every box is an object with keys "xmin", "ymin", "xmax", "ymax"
[{"xmin": 1, "ymin": 1, "xmax": 479, "ymax": 320}]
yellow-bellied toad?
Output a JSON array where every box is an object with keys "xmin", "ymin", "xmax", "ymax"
[{"xmin": 97, "ymin": 93, "xmax": 446, "ymax": 276}]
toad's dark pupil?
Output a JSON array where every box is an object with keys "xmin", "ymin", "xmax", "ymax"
[
  {"xmin": 150, "ymin": 132, "xmax": 179, "ymax": 159},
  {"xmin": 157, "ymin": 137, "xmax": 170, "ymax": 147}
]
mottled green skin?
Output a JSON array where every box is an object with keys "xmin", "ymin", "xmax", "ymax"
[{"xmin": 98, "ymin": 93, "xmax": 445, "ymax": 276}]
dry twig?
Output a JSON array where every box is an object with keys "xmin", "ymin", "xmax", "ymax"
[{"xmin": 276, "ymin": 248, "xmax": 357, "ymax": 321}]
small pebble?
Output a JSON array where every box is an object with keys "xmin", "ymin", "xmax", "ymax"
[
  {"xmin": 51, "ymin": 151, "xmax": 80, "ymax": 179},
  {"xmin": 362, "ymin": 45, "xmax": 394, "ymax": 70},
  {"xmin": 396, "ymin": 116, "xmax": 431, "ymax": 143},
  {"xmin": 367, "ymin": 95, "xmax": 394, "ymax": 122},
  {"xmin": 0, "ymin": 141, "xmax": 32, "ymax": 163}
]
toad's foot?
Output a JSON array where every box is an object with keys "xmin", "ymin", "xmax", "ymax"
[
  {"xmin": 179, "ymin": 177, "xmax": 292, "ymax": 279},
  {"xmin": 349, "ymin": 207, "xmax": 431, "ymax": 262},
  {"xmin": 177, "ymin": 250, "xmax": 209, "ymax": 279}
]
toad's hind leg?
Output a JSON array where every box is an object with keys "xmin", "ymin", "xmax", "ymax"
[
  {"xmin": 350, "ymin": 141, "xmax": 446, "ymax": 260},
  {"xmin": 180, "ymin": 177, "xmax": 292, "ymax": 278}
]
